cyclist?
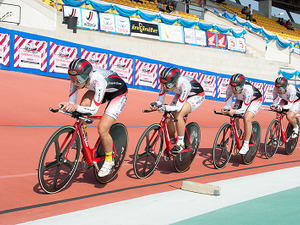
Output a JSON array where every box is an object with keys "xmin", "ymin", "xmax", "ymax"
[
  {"xmin": 271, "ymin": 77, "xmax": 300, "ymax": 138},
  {"xmin": 221, "ymin": 73, "xmax": 262, "ymax": 155},
  {"xmin": 59, "ymin": 58, "xmax": 128, "ymax": 177},
  {"xmin": 150, "ymin": 67, "xmax": 205, "ymax": 154}
]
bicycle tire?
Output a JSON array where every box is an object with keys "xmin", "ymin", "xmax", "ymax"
[
  {"xmin": 264, "ymin": 119, "xmax": 280, "ymax": 159},
  {"xmin": 173, "ymin": 122, "xmax": 200, "ymax": 173},
  {"xmin": 242, "ymin": 121, "xmax": 261, "ymax": 164},
  {"xmin": 94, "ymin": 123, "xmax": 128, "ymax": 183},
  {"xmin": 133, "ymin": 123, "xmax": 164, "ymax": 179},
  {"xmin": 212, "ymin": 123, "xmax": 234, "ymax": 169},
  {"xmin": 285, "ymin": 117, "xmax": 300, "ymax": 155},
  {"xmin": 38, "ymin": 125, "xmax": 81, "ymax": 194}
]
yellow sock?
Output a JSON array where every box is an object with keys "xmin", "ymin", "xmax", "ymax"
[{"xmin": 105, "ymin": 151, "xmax": 113, "ymax": 162}]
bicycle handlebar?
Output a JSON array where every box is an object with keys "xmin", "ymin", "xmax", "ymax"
[
  {"xmin": 49, "ymin": 107, "xmax": 94, "ymax": 124},
  {"xmin": 266, "ymin": 109, "xmax": 288, "ymax": 114},
  {"xmin": 213, "ymin": 109, "xmax": 244, "ymax": 119},
  {"xmin": 142, "ymin": 109, "xmax": 178, "ymax": 122}
]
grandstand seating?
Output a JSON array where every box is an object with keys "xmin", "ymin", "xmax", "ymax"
[{"xmin": 218, "ymin": 3, "xmax": 300, "ymax": 41}]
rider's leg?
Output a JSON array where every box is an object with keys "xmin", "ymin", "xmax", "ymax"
[
  {"xmin": 287, "ymin": 111, "xmax": 299, "ymax": 138},
  {"xmin": 166, "ymin": 118, "xmax": 176, "ymax": 143},
  {"xmin": 80, "ymin": 91, "xmax": 95, "ymax": 136},
  {"xmin": 239, "ymin": 111, "xmax": 254, "ymax": 154}
]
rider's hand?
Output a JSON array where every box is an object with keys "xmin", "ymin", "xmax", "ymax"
[
  {"xmin": 159, "ymin": 105, "xmax": 166, "ymax": 113},
  {"xmin": 275, "ymin": 105, "xmax": 282, "ymax": 112},
  {"xmin": 270, "ymin": 104, "xmax": 276, "ymax": 111},
  {"xmin": 150, "ymin": 102, "xmax": 159, "ymax": 111},
  {"xmin": 228, "ymin": 109, "xmax": 236, "ymax": 116},
  {"xmin": 60, "ymin": 102, "xmax": 78, "ymax": 113},
  {"xmin": 221, "ymin": 108, "xmax": 229, "ymax": 115},
  {"xmin": 58, "ymin": 102, "xmax": 69, "ymax": 110}
]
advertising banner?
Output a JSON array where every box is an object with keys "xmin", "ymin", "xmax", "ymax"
[
  {"xmin": 195, "ymin": 30, "xmax": 207, "ymax": 46},
  {"xmin": 81, "ymin": 48, "xmax": 107, "ymax": 70},
  {"xmin": 109, "ymin": 54, "xmax": 133, "ymax": 85},
  {"xmin": 14, "ymin": 35, "xmax": 47, "ymax": 71},
  {"xmin": 217, "ymin": 34, "xmax": 226, "ymax": 49},
  {"xmin": 81, "ymin": 8, "xmax": 99, "ymax": 30},
  {"xmin": 180, "ymin": 69, "xmax": 198, "ymax": 80},
  {"xmin": 99, "ymin": 13, "xmax": 115, "ymax": 33},
  {"xmin": 115, "ymin": 15, "xmax": 130, "ymax": 35},
  {"xmin": 227, "ymin": 36, "xmax": 237, "ymax": 51},
  {"xmin": 159, "ymin": 23, "xmax": 184, "ymax": 43},
  {"xmin": 264, "ymin": 83, "xmax": 274, "ymax": 103},
  {"xmin": 184, "ymin": 28, "xmax": 196, "ymax": 45},
  {"xmin": 0, "ymin": 33, "xmax": 10, "ymax": 67},
  {"xmin": 135, "ymin": 59, "xmax": 158, "ymax": 88},
  {"xmin": 237, "ymin": 38, "xmax": 246, "ymax": 52},
  {"xmin": 130, "ymin": 18, "xmax": 159, "ymax": 39},
  {"xmin": 217, "ymin": 76, "xmax": 230, "ymax": 98},
  {"xmin": 49, "ymin": 42, "xmax": 77, "ymax": 73},
  {"xmin": 250, "ymin": 80, "xmax": 264, "ymax": 95},
  {"xmin": 207, "ymin": 32, "xmax": 217, "ymax": 48},
  {"xmin": 63, "ymin": 5, "xmax": 82, "ymax": 27},
  {"xmin": 199, "ymin": 73, "xmax": 216, "ymax": 97}
]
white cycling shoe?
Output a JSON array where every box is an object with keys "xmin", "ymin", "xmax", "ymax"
[
  {"xmin": 239, "ymin": 144, "xmax": 249, "ymax": 155},
  {"xmin": 291, "ymin": 126, "xmax": 299, "ymax": 139},
  {"xmin": 98, "ymin": 160, "xmax": 114, "ymax": 177}
]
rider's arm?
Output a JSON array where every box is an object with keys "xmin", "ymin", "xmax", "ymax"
[
  {"xmin": 155, "ymin": 86, "xmax": 166, "ymax": 106},
  {"xmin": 273, "ymin": 89, "xmax": 281, "ymax": 105},
  {"xmin": 165, "ymin": 79, "xmax": 191, "ymax": 112},
  {"xmin": 282, "ymin": 88, "xmax": 295, "ymax": 110},
  {"xmin": 76, "ymin": 77, "xmax": 107, "ymax": 115},
  {"xmin": 224, "ymin": 86, "xmax": 233, "ymax": 110},
  {"xmin": 68, "ymin": 83, "xmax": 78, "ymax": 104},
  {"xmin": 235, "ymin": 88, "xmax": 252, "ymax": 114}
]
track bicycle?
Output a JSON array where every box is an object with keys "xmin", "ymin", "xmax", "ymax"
[
  {"xmin": 133, "ymin": 109, "xmax": 201, "ymax": 179},
  {"xmin": 212, "ymin": 110, "xmax": 261, "ymax": 169},
  {"xmin": 38, "ymin": 108, "xmax": 128, "ymax": 194},
  {"xmin": 264, "ymin": 109, "xmax": 299, "ymax": 158}
]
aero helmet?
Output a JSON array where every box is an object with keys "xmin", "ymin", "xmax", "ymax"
[
  {"xmin": 160, "ymin": 67, "xmax": 180, "ymax": 89},
  {"xmin": 68, "ymin": 58, "xmax": 92, "ymax": 84},
  {"xmin": 230, "ymin": 73, "xmax": 246, "ymax": 91},
  {"xmin": 275, "ymin": 77, "xmax": 288, "ymax": 92}
]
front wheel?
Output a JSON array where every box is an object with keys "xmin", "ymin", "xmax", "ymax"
[
  {"xmin": 94, "ymin": 123, "xmax": 128, "ymax": 183},
  {"xmin": 264, "ymin": 119, "xmax": 280, "ymax": 159},
  {"xmin": 242, "ymin": 121, "xmax": 261, "ymax": 164},
  {"xmin": 285, "ymin": 117, "xmax": 300, "ymax": 155},
  {"xmin": 212, "ymin": 123, "xmax": 234, "ymax": 169},
  {"xmin": 133, "ymin": 123, "xmax": 164, "ymax": 179},
  {"xmin": 38, "ymin": 125, "xmax": 81, "ymax": 194},
  {"xmin": 173, "ymin": 122, "xmax": 200, "ymax": 173}
]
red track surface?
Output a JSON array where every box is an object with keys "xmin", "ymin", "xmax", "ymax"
[{"xmin": 1, "ymin": 70, "xmax": 300, "ymax": 224}]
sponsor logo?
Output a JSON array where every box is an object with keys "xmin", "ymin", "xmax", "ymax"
[
  {"xmin": 89, "ymin": 54, "xmax": 99, "ymax": 63},
  {"xmin": 58, "ymin": 48, "xmax": 69, "ymax": 57},
  {"xmin": 131, "ymin": 20, "xmax": 158, "ymax": 36},
  {"xmin": 116, "ymin": 59, "xmax": 126, "ymax": 68},
  {"xmin": 208, "ymin": 35, "xmax": 215, "ymax": 46},
  {"xmin": 218, "ymin": 36, "xmax": 226, "ymax": 47},
  {"xmin": 24, "ymin": 42, "xmax": 37, "ymax": 52},
  {"xmin": 103, "ymin": 15, "xmax": 112, "ymax": 26},
  {"xmin": 118, "ymin": 18, "xmax": 127, "ymax": 28},
  {"xmin": 142, "ymin": 64, "xmax": 151, "ymax": 73}
]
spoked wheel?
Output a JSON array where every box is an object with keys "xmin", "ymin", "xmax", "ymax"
[
  {"xmin": 264, "ymin": 119, "xmax": 280, "ymax": 159},
  {"xmin": 94, "ymin": 123, "xmax": 128, "ymax": 183},
  {"xmin": 242, "ymin": 121, "xmax": 261, "ymax": 164},
  {"xmin": 133, "ymin": 123, "xmax": 164, "ymax": 179},
  {"xmin": 285, "ymin": 117, "xmax": 300, "ymax": 155},
  {"xmin": 38, "ymin": 125, "xmax": 81, "ymax": 194},
  {"xmin": 173, "ymin": 122, "xmax": 201, "ymax": 172},
  {"xmin": 212, "ymin": 123, "xmax": 235, "ymax": 169}
]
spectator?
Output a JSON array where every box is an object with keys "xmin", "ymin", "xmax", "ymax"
[
  {"xmin": 166, "ymin": 1, "xmax": 173, "ymax": 13},
  {"xmin": 171, "ymin": 0, "xmax": 179, "ymax": 10},
  {"xmin": 158, "ymin": 0, "xmax": 166, "ymax": 12},
  {"xmin": 247, "ymin": 4, "xmax": 256, "ymax": 22},
  {"xmin": 198, "ymin": 0, "xmax": 206, "ymax": 7},
  {"xmin": 284, "ymin": 19, "xmax": 295, "ymax": 31}
]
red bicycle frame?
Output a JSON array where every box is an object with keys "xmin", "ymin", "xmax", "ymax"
[
  {"xmin": 149, "ymin": 112, "xmax": 192, "ymax": 157},
  {"xmin": 272, "ymin": 112, "xmax": 290, "ymax": 143}
]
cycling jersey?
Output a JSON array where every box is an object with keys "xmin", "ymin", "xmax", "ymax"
[
  {"xmin": 273, "ymin": 84, "xmax": 300, "ymax": 111},
  {"xmin": 69, "ymin": 68, "xmax": 128, "ymax": 116},
  {"xmin": 156, "ymin": 76, "xmax": 205, "ymax": 112},
  {"xmin": 224, "ymin": 82, "xmax": 262, "ymax": 115}
]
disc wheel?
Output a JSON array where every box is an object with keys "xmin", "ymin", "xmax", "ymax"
[
  {"xmin": 242, "ymin": 121, "xmax": 261, "ymax": 164},
  {"xmin": 264, "ymin": 119, "xmax": 280, "ymax": 159},
  {"xmin": 285, "ymin": 117, "xmax": 300, "ymax": 155}
]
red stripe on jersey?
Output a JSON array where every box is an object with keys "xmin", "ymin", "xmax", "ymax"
[
  {"xmin": 69, "ymin": 90, "xmax": 76, "ymax": 97},
  {"xmin": 93, "ymin": 98, "xmax": 101, "ymax": 106}
]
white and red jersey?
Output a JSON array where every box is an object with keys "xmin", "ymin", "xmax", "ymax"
[
  {"xmin": 273, "ymin": 84, "xmax": 300, "ymax": 110},
  {"xmin": 69, "ymin": 68, "xmax": 127, "ymax": 115},
  {"xmin": 156, "ymin": 76, "xmax": 205, "ymax": 112},
  {"xmin": 224, "ymin": 82, "xmax": 262, "ymax": 114}
]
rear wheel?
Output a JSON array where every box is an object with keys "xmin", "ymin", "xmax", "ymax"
[
  {"xmin": 133, "ymin": 123, "xmax": 164, "ymax": 179},
  {"xmin": 212, "ymin": 123, "xmax": 234, "ymax": 169},
  {"xmin": 242, "ymin": 121, "xmax": 261, "ymax": 164},
  {"xmin": 285, "ymin": 117, "xmax": 300, "ymax": 155},
  {"xmin": 264, "ymin": 119, "xmax": 280, "ymax": 159},
  {"xmin": 38, "ymin": 126, "xmax": 81, "ymax": 194},
  {"xmin": 94, "ymin": 123, "xmax": 128, "ymax": 183},
  {"xmin": 173, "ymin": 122, "xmax": 201, "ymax": 173}
]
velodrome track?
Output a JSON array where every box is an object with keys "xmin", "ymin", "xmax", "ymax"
[{"xmin": 1, "ymin": 70, "xmax": 300, "ymax": 224}]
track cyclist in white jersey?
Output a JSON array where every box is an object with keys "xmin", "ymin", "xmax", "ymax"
[
  {"xmin": 271, "ymin": 77, "xmax": 300, "ymax": 138},
  {"xmin": 150, "ymin": 67, "xmax": 205, "ymax": 155},
  {"xmin": 221, "ymin": 73, "xmax": 262, "ymax": 155},
  {"xmin": 59, "ymin": 58, "xmax": 128, "ymax": 177}
]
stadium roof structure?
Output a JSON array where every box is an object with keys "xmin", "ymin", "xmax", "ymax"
[{"xmin": 253, "ymin": 0, "xmax": 300, "ymax": 15}]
